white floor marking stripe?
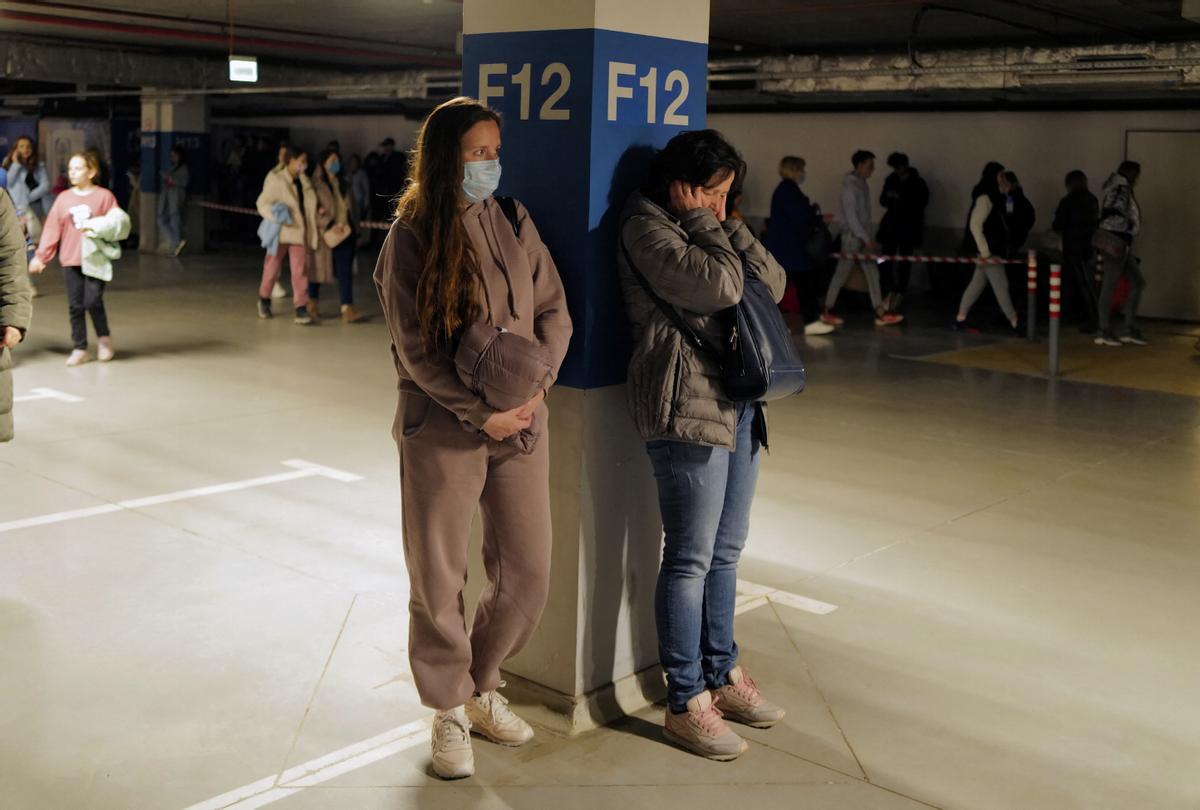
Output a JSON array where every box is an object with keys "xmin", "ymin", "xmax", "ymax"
[
  {"xmin": 0, "ymin": 460, "xmax": 362, "ymax": 535},
  {"xmin": 737, "ymin": 579, "xmax": 838, "ymax": 615},
  {"xmin": 13, "ymin": 387, "xmax": 85, "ymax": 403},
  {"xmin": 182, "ymin": 719, "xmax": 432, "ymax": 810}
]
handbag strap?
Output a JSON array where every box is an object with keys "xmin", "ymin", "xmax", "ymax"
[{"xmin": 619, "ymin": 232, "xmax": 725, "ymax": 361}]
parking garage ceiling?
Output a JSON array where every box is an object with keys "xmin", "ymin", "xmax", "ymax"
[{"xmin": 3, "ymin": 0, "xmax": 1200, "ymax": 112}]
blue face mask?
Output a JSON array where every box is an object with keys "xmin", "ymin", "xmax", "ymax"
[
  {"xmin": 795, "ymin": 175, "xmax": 807, "ymax": 187},
  {"xmin": 328, "ymin": 159, "xmax": 341, "ymax": 176},
  {"xmin": 463, "ymin": 159, "xmax": 501, "ymax": 203}
]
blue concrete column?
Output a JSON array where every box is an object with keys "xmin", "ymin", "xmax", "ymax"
[{"xmin": 461, "ymin": 0, "xmax": 710, "ymax": 731}]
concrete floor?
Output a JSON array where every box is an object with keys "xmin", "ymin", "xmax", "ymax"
[{"xmin": 2, "ymin": 251, "xmax": 1198, "ymax": 810}]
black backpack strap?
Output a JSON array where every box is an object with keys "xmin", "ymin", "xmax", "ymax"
[
  {"xmin": 495, "ymin": 196, "xmax": 521, "ymax": 238},
  {"xmin": 619, "ymin": 228, "xmax": 723, "ymax": 361}
]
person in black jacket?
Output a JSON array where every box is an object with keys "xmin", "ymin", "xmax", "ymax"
[
  {"xmin": 876, "ymin": 152, "xmax": 928, "ymax": 313},
  {"xmin": 1052, "ymin": 170, "xmax": 1100, "ymax": 331},
  {"xmin": 764, "ymin": 156, "xmax": 833, "ymax": 335},
  {"xmin": 955, "ymin": 162, "xmax": 1020, "ymax": 331}
]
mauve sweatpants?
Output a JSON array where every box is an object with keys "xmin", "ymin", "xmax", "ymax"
[{"xmin": 395, "ymin": 391, "xmax": 553, "ymax": 710}]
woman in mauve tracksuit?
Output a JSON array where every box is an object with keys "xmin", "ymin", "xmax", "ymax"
[{"xmin": 374, "ymin": 97, "xmax": 572, "ymax": 781}]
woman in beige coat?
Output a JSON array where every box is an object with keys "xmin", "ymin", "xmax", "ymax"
[
  {"xmin": 255, "ymin": 146, "xmax": 319, "ymax": 324},
  {"xmin": 374, "ymin": 97, "xmax": 572, "ymax": 781},
  {"xmin": 306, "ymin": 149, "xmax": 363, "ymax": 323}
]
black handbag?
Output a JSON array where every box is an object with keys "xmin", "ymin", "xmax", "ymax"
[{"xmin": 621, "ymin": 238, "xmax": 806, "ymax": 403}]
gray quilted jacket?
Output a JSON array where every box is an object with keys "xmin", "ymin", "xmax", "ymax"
[{"xmin": 618, "ymin": 192, "xmax": 786, "ymax": 450}]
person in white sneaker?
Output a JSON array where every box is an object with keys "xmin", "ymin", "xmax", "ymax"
[{"xmin": 375, "ymin": 98, "xmax": 572, "ymax": 780}]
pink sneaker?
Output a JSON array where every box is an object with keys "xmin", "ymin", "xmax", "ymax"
[
  {"xmin": 663, "ymin": 691, "xmax": 748, "ymax": 761},
  {"xmin": 875, "ymin": 312, "xmax": 904, "ymax": 326},
  {"xmin": 820, "ymin": 311, "xmax": 844, "ymax": 326},
  {"xmin": 715, "ymin": 666, "xmax": 786, "ymax": 729}
]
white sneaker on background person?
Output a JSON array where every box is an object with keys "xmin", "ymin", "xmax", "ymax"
[
  {"xmin": 97, "ymin": 336, "xmax": 115, "ymax": 362},
  {"xmin": 804, "ymin": 319, "xmax": 835, "ymax": 336},
  {"xmin": 271, "ymin": 281, "xmax": 288, "ymax": 299},
  {"xmin": 430, "ymin": 706, "xmax": 474, "ymax": 780}
]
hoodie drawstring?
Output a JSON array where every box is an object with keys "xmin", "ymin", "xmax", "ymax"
[{"xmin": 479, "ymin": 203, "xmax": 520, "ymax": 321}]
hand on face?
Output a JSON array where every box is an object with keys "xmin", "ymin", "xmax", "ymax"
[{"xmin": 669, "ymin": 180, "xmax": 726, "ymax": 221}]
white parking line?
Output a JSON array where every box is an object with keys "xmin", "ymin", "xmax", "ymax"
[
  {"xmin": 13, "ymin": 387, "xmax": 85, "ymax": 403},
  {"xmin": 182, "ymin": 718, "xmax": 431, "ymax": 810},
  {"xmin": 0, "ymin": 459, "xmax": 363, "ymax": 535},
  {"xmin": 737, "ymin": 579, "xmax": 838, "ymax": 615}
]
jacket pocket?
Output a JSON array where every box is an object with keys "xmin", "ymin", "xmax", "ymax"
[
  {"xmin": 666, "ymin": 345, "xmax": 684, "ymax": 434},
  {"xmin": 395, "ymin": 392, "xmax": 433, "ymax": 440}
]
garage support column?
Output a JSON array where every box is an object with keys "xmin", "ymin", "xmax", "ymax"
[
  {"xmin": 138, "ymin": 93, "xmax": 209, "ymax": 254},
  {"xmin": 460, "ymin": 0, "xmax": 710, "ymax": 732}
]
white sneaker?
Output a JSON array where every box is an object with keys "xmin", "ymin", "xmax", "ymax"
[
  {"xmin": 97, "ymin": 336, "xmax": 115, "ymax": 362},
  {"xmin": 271, "ymin": 281, "xmax": 288, "ymax": 299},
  {"xmin": 804, "ymin": 319, "xmax": 835, "ymax": 336},
  {"xmin": 466, "ymin": 684, "xmax": 535, "ymax": 746},
  {"xmin": 65, "ymin": 349, "xmax": 89, "ymax": 367},
  {"xmin": 431, "ymin": 707, "xmax": 474, "ymax": 780}
]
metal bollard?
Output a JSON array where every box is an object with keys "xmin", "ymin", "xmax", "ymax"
[
  {"xmin": 1094, "ymin": 251, "xmax": 1104, "ymax": 289},
  {"xmin": 1026, "ymin": 249, "xmax": 1038, "ymax": 341},
  {"xmin": 1048, "ymin": 264, "xmax": 1062, "ymax": 377}
]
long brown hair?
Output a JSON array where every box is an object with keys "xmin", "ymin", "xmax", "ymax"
[
  {"xmin": 395, "ymin": 97, "xmax": 501, "ymax": 354},
  {"xmin": 3, "ymin": 136, "xmax": 38, "ymax": 171}
]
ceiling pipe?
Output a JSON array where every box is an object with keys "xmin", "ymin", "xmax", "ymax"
[{"xmin": 0, "ymin": 9, "xmax": 460, "ymax": 67}]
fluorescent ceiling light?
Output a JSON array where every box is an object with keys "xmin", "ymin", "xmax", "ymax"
[
  {"xmin": 229, "ymin": 55, "xmax": 258, "ymax": 83},
  {"xmin": 1017, "ymin": 69, "xmax": 1182, "ymax": 88}
]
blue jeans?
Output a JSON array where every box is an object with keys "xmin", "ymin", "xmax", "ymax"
[
  {"xmin": 307, "ymin": 240, "xmax": 356, "ymax": 306},
  {"xmin": 158, "ymin": 208, "xmax": 182, "ymax": 248},
  {"xmin": 647, "ymin": 402, "xmax": 761, "ymax": 713}
]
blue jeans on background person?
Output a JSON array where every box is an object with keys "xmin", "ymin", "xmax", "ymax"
[
  {"xmin": 647, "ymin": 401, "xmax": 762, "ymax": 714},
  {"xmin": 307, "ymin": 241, "xmax": 356, "ymax": 306},
  {"xmin": 158, "ymin": 208, "xmax": 182, "ymax": 249}
]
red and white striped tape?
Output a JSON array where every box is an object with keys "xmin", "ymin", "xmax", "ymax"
[
  {"xmin": 830, "ymin": 252, "xmax": 1024, "ymax": 265},
  {"xmin": 1048, "ymin": 264, "xmax": 1062, "ymax": 319},
  {"xmin": 195, "ymin": 200, "xmax": 393, "ymax": 231}
]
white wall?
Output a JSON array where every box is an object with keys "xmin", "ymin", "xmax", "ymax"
[
  {"xmin": 709, "ymin": 110, "xmax": 1200, "ymax": 239},
  {"xmin": 212, "ymin": 114, "xmax": 422, "ymax": 161}
]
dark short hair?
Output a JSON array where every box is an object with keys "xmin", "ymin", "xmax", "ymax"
[
  {"xmin": 648, "ymin": 129, "xmax": 745, "ymax": 206},
  {"xmin": 381, "ymin": 137, "xmax": 396, "ymax": 147},
  {"xmin": 886, "ymin": 152, "xmax": 909, "ymax": 169},
  {"xmin": 1118, "ymin": 160, "xmax": 1141, "ymax": 179},
  {"xmin": 1064, "ymin": 169, "xmax": 1087, "ymax": 187},
  {"xmin": 1002, "ymin": 170, "xmax": 1021, "ymax": 188},
  {"xmin": 852, "ymin": 150, "xmax": 875, "ymax": 167}
]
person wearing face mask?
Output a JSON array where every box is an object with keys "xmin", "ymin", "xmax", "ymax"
[
  {"xmin": 765, "ymin": 155, "xmax": 833, "ymax": 335},
  {"xmin": 305, "ymin": 149, "xmax": 363, "ymax": 324},
  {"xmin": 619, "ymin": 130, "xmax": 788, "ymax": 762},
  {"xmin": 255, "ymin": 146, "xmax": 319, "ymax": 324},
  {"xmin": 876, "ymin": 152, "xmax": 929, "ymax": 313},
  {"xmin": 373, "ymin": 97, "xmax": 572, "ymax": 781}
]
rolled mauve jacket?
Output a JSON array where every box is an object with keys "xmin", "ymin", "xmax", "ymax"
[{"xmin": 454, "ymin": 321, "xmax": 553, "ymax": 454}]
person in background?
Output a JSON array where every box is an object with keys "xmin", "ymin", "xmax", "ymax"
[
  {"xmin": 1093, "ymin": 161, "xmax": 1146, "ymax": 347},
  {"xmin": 255, "ymin": 146, "xmax": 319, "ymax": 325},
  {"xmin": 1, "ymin": 189, "xmax": 34, "ymax": 443},
  {"xmin": 4, "ymin": 136, "xmax": 52, "ymax": 225},
  {"xmin": 955, "ymin": 163, "xmax": 1023, "ymax": 332},
  {"xmin": 619, "ymin": 129, "xmax": 788, "ymax": 763},
  {"xmin": 765, "ymin": 156, "xmax": 833, "ymax": 335},
  {"xmin": 29, "ymin": 151, "xmax": 124, "ymax": 365},
  {"xmin": 346, "ymin": 154, "xmax": 372, "ymax": 247},
  {"xmin": 375, "ymin": 137, "xmax": 409, "ymax": 220},
  {"xmin": 822, "ymin": 150, "xmax": 903, "ymax": 327},
  {"xmin": 876, "ymin": 152, "xmax": 929, "ymax": 314},
  {"xmin": 158, "ymin": 146, "xmax": 189, "ymax": 257},
  {"xmin": 1053, "ymin": 170, "xmax": 1100, "ymax": 332},
  {"xmin": 306, "ymin": 149, "xmax": 364, "ymax": 324}
]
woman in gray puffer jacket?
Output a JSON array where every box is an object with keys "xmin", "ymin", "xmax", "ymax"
[{"xmin": 618, "ymin": 130, "xmax": 787, "ymax": 762}]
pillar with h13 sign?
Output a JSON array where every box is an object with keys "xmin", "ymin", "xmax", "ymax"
[{"xmin": 460, "ymin": 0, "xmax": 710, "ymax": 732}]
